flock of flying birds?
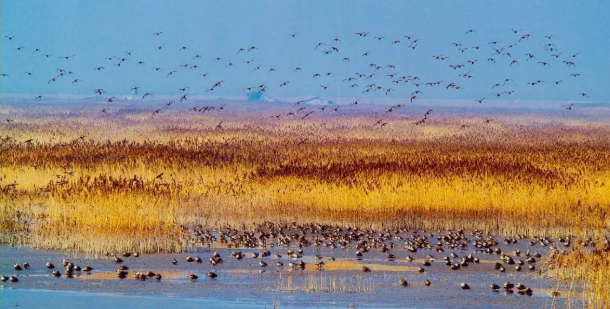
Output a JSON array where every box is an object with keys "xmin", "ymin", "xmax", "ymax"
[{"xmin": 2, "ymin": 28, "xmax": 588, "ymax": 128}]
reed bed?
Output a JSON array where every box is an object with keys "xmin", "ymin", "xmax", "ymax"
[{"xmin": 1, "ymin": 109, "xmax": 610, "ymax": 255}]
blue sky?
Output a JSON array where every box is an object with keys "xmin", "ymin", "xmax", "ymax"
[{"xmin": 1, "ymin": 0, "xmax": 609, "ymax": 103}]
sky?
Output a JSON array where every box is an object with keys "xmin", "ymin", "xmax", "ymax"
[{"xmin": 1, "ymin": 0, "xmax": 609, "ymax": 104}]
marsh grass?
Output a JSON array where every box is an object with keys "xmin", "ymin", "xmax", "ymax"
[
  {"xmin": 546, "ymin": 250, "xmax": 610, "ymax": 309},
  {"xmin": 1, "ymin": 110, "xmax": 610, "ymax": 255}
]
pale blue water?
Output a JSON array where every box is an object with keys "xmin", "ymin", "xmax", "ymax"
[{"xmin": 0, "ymin": 243, "xmax": 581, "ymax": 309}]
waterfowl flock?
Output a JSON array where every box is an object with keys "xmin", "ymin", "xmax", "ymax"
[
  {"xmin": 1, "ymin": 22, "xmax": 592, "ymax": 135},
  {"xmin": 3, "ymin": 222, "xmax": 608, "ymax": 300}
]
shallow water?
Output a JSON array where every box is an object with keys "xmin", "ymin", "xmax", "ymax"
[{"xmin": 0, "ymin": 237, "xmax": 583, "ymax": 309}]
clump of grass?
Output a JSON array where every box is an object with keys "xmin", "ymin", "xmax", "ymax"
[
  {"xmin": 545, "ymin": 249, "xmax": 610, "ymax": 308},
  {"xmin": 278, "ymin": 272, "xmax": 375, "ymax": 293}
]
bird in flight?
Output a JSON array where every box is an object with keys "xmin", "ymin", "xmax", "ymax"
[
  {"xmin": 301, "ymin": 111, "xmax": 314, "ymax": 120},
  {"xmin": 563, "ymin": 61, "xmax": 576, "ymax": 67}
]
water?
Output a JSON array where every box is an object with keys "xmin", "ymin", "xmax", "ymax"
[{"xmin": 0, "ymin": 237, "xmax": 582, "ymax": 309}]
